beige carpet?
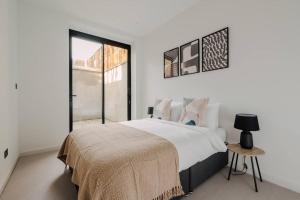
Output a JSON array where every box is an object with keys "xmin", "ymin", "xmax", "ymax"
[{"xmin": 1, "ymin": 151, "xmax": 299, "ymax": 200}]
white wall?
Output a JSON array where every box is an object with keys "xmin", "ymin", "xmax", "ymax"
[
  {"xmin": 0, "ymin": 0, "xmax": 19, "ymax": 192},
  {"xmin": 141, "ymin": 0, "xmax": 300, "ymax": 193},
  {"xmin": 18, "ymin": 1, "xmax": 141, "ymax": 154}
]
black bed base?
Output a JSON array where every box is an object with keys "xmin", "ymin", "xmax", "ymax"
[
  {"xmin": 70, "ymin": 151, "xmax": 228, "ymax": 199},
  {"xmin": 172, "ymin": 151, "xmax": 228, "ymax": 199}
]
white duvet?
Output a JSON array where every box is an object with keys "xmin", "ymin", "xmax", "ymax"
[{"xmin": 121, "ymin": 118, "xmax": 227, "ymax": 171}]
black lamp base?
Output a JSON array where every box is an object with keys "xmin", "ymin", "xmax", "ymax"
[{"xmin": 240, "ymin": 131, "xmax": 253, "ymax": 149}]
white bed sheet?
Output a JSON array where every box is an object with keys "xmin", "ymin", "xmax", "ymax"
[
  {"xmin": 121, "ymin": 118, "xmax": 227, "ymax": 171},
  {"xmin": 216, "ymin": 128, "xmax": 226, "ymax": 142}
]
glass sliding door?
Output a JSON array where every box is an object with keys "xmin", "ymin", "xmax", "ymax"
[
  {"xmin": 104, "ymin": 44, "xmax": 128, "ymax": 123},
  {"xmin": 69, "ymin": 30, "xmax": 131, "ymax": 132},
  {"xmin": 71, "ymin": 36, "xmax": 103, "ymax": 130}
]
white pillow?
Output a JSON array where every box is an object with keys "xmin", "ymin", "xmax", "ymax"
[
  {"xmin": 153, "ymin": 98, "xmax": 172, "ymax": 120},
  {"xmin": 180, "ymin": 111, "xmax": 200, "ymax": 125},
  {"xmin": 170, "ymin": 102, "xmax": 183, "ymax": 122},
  {"xmin": 180, "ymin": 98, "xmax": 209, "ymax": 126},
  {"xmin": 181, "ymin": 98, "xmax": 220, "ymax": 129},
  {"xmin": 205, "ymin": 103, "xmax": 220, "ymax": 130}
]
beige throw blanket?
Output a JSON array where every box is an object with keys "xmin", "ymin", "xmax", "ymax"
[{"xmin": 58, "ymin": 123, "xmax": 183, "ymax": 200}]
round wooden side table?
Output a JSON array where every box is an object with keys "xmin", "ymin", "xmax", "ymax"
[{"xmin": 227, "ymin": 144, "xmax": 265, "ymax": 192}]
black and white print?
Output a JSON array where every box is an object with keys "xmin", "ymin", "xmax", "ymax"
[
  {"xmin": 202, "ymin": 27, "xmax": 229, "ymax": 72},
  {"xmin": 180, "ymin": 39, "xmax": 200, "ymax": 76},
  {"xmin": 164, "ymin": 48, "xmax": 179, "ymax": 78}
]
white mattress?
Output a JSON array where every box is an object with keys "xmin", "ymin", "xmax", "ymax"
[{"xmin": 121, "ymin": 118, "xmax": 227, "ymax": 171}]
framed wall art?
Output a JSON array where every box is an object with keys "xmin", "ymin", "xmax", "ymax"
[
  {"xmin": 164, "ymin": 47, "xmax": 179, "ymax": 78},
  {"xmin": 180, "ymin": 39, "xmax": 200, "ymax": 76},
  {"xmin": 202, "ymin": 27, "xmax": 229, "ymax": 72}
]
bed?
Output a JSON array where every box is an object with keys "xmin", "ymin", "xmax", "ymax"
[
  {"xmin": 58, "ymin": 118, "xmax": 227, "ymax": 200},
  {"xmin": 121, "ymin": 119, "xmax": 228, "ymax": 198}
]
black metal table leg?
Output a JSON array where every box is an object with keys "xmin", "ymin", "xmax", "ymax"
[
  {"xmin": 255, "ymin": 156, "xmax": 263, "ymax": 182},
  {"xmin": 227, "ymin": 152, "xmax": 235, "ymax": 180},
  {"xmin": 250, "ymin": 156, "xmax": 258, "ymax": 192},
  {"xmin": 234, "ymin": 154, "xmax": 239, "ymax": 172}
]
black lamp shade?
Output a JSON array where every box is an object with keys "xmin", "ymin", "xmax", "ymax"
[
  {"xmin": 147, "ymin": 107, "xmax": 154, "ymax": 115},
  {"xmin": 234, "ymin": 114, "xmax": 259, "ymax": 131}
]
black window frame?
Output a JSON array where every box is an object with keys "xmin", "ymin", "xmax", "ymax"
[{"xmin": 69, "ymin": 29, "xmax": 131, "ymax": 132}]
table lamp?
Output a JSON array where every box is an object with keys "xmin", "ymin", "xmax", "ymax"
[
  {"xmin": 234, "ymin": 114, "xmax": 260, "ymax": 149},
  {"xmin": 147, "ymin": 107, "xmax": 154, "ymax": 118}
]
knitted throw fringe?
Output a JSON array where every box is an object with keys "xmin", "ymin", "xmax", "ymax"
[{"xmin": 153, "ymin": 186, "xmax": 184, "ymax": 200}]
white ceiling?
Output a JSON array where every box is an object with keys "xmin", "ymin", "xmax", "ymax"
[{"xmin": 20, "ymin": 0, "xmax": 201, "ymax": 37}]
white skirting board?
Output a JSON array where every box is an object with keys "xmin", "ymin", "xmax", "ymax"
[
  {"xmin": 20, "ymin": 146, "xmax": 60, "ymax": 157},
  {"xmin": 227, "ymin": 154, "xmax": 300, "ymax": 193},
  {"xmin": 261, "ymin": 171, "xmax": 300, "ymax": 194},
  {"xmin": 0, "ymin": 157, "xmax": 19, "ymax": 196},
  {"xmin": 0, "ymin": 146, "xmax": 60, "ymax": 196}
]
